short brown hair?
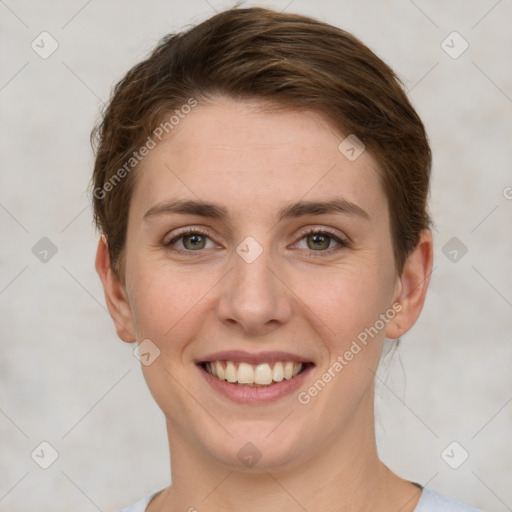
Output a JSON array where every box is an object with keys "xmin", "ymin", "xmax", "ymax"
[{"xmin": 91, "ymin": 6, "xmax": 431, "ymax": 279}]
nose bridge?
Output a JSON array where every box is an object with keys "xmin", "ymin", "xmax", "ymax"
[{"xmin": 217, "ymin": 235, "xmax": 292, "ymax": 332}]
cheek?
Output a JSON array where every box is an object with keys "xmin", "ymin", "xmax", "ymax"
[
  {"xmin": 128, "ymin": 255, "xmax": 395, "ymax": 353},
  {"xmin": 292, "ymin": 261, "xmax": 394, "ymax": 350},
  {"xmin": 127, "ymin": 266, "xmax": 215, "ymax": 413},
  {"xmin": 127, "ymin": 261, "xmax": 219, "ymax": 347}
]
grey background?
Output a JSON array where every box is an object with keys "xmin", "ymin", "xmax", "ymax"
[{"xmin": 1, "ymin": 0, "xmax": 511, "ymax": 511}]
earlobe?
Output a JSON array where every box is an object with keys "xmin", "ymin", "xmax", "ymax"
[
  {"xmin": 95, "ymin": 236, "xmax": 136, "ymax": 343},
  {"xmin": 385, "ymin": 229, "xmax": 433, "ymax": 340}
]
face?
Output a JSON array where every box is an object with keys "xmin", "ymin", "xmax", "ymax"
[{"xmin": 101, "ymin": 97, "xmax": 424, "ymax": 472}]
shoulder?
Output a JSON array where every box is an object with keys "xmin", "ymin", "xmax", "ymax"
[
  {"xmin": 116, "ymin": 487, "xmax": 484, "ymax": 512},
  {"xmin": 415, "ymin": 488, "xmax": 485, "ymax": 512},
  {"xmin": 116, "ymin": 490, "xmax": 161, "ymax": 512}
]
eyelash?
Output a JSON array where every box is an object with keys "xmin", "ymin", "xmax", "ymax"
[{"xmin": 163, "ymin": 226, "xmax": 350, "ymax": 256}]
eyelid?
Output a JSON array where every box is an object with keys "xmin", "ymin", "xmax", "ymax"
[
  {"xmin": 294, "ymin": 225, "xmax": 350, "ymax": 245},
  {"xmin": 163, "ymin": 226, "xmax": 216, "ymax": 246},
  {"xmin": 163, "ymin": 225, "xmax": 351, "ymax": 253},
  {"xmin": 291, "ymin": 227, "xmax": 351, "ymax": 255}
]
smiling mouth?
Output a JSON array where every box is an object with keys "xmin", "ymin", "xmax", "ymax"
[{"xmin": 200, "ymin": 360, "xmax": 313, "ymax": 387}]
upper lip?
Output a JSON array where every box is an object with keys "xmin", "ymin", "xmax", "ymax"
[{"xmin": 196, "ymin": 350, "xmax": 314, "ymax": 365}]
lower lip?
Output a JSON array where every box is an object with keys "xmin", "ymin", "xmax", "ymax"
[{"xmin": 198, "ymin": 364, "xmax": 314, "ymax": 404}]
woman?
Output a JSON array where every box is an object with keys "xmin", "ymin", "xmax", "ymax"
[{"xmin": 92, "ymin": 7, "xmax": 483, "ymax": 512}]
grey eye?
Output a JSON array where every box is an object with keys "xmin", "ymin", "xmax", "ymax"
[
  {"xmin": 306, "ymin": 233, "xmax": 333, "ymax": 251},
  {"xmin": 181, "ymin": 233, "xmax": 208, "ymax": 250}
]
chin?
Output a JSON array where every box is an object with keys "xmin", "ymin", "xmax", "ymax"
[{"xmin": 203, "ymin": 426, "xmax": 309, "ymax": 472}]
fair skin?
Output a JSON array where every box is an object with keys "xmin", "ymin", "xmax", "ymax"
[{"xmin": 96, "ymin": 97, "xmax": 433, "ymax": 512}]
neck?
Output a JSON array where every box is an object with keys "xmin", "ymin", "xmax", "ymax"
[{"xmin": 150, "ymin": 393, "xmax": 422, "ymax": 512}]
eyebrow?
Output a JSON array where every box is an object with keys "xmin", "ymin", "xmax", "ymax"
[{"xmin": 143, "ymin": 197, "xmax": 370, "ymax": 223}]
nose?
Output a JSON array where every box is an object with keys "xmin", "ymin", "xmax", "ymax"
[{"xmin": 216, "ymin": 243, "xmax": 293, "ymax": 336}]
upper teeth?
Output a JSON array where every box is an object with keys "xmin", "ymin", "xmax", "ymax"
[{"xmin": 205, "ymin": 361, "xmax": 303, "ymax": 386}]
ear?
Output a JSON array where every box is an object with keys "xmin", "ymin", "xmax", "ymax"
[
  {"xmin": 385, "ymin": 229, "xmax": 433, "ymax": 340},
  {"xmin": 95, "ymin": 236, "xmax": 136, "ymax": 343}
]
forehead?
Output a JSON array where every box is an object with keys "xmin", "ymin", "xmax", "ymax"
[{"xmin": 130, "ymin": 98, "xmax": 387, "ymax": 224}]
